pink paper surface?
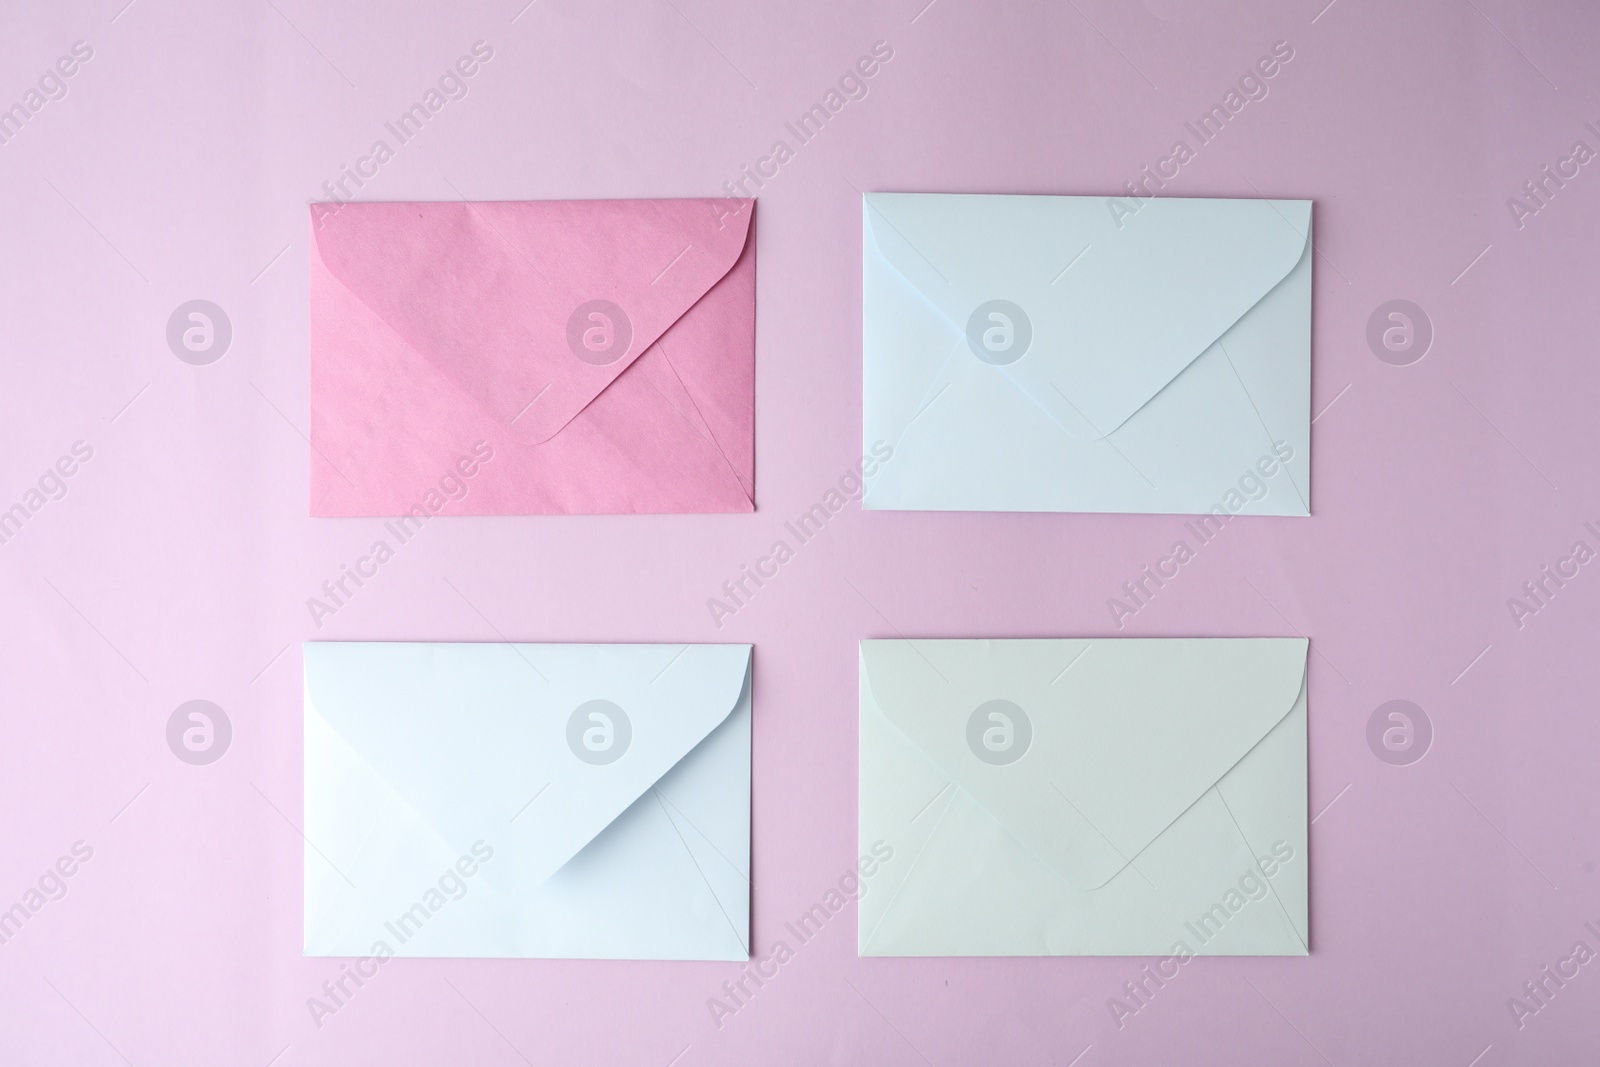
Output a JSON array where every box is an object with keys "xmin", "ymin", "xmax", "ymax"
[
  {"xmin": 311, "ymin": 198, "xmax": 755, "ymax": 514},
  {"xmin": 3, "ymin": 1, "xmax": 1599, "ymax": 1065}
]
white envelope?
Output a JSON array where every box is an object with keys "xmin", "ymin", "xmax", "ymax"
[
  {"xmin": 304, "ymin": 642, "xmax": 752, "ymax": 960},
  {"xmin": 859, "ymin": 638, "xmax": 1308, "ymax": 956},
  {"xmin": 862, "ymin": 193, "xmax": 1312, "ymax": 515}
]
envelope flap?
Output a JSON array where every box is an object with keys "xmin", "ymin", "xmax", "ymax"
[
  {"xmin": 311, "ymin": 199, "xmax": 753, "ymax": 445},
  {"xmin": 303, "ymin": 642, "xmax": 752, "ymax": 892},
  {"xmin": 863, "ymin": 193, "xmax": 1310, "ymax": 439},
  {"xmin": 860, "ymin": 638, "xmax": 1307, "ymax": 890}
]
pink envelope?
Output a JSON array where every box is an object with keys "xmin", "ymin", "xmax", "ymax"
[{"xmin": 309, "ymin": 198, "xmax": 755, "ymax": 516}]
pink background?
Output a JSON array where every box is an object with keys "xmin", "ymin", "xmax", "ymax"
[{"xmin": 2, "ymin": 0, "xmax": 1598, "ymax": 1063}]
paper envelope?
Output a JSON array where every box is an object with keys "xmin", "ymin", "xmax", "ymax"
[
  {"xmin": 304, "ymin": 642, "xmax": 752, "ymax": 960},
  {"xmin": 309, "ymin": 198, "xmax": 755, "ymax": 516},
  {"xmin": 862, "ymin": 193, "xmax": 1311, "ymax": 515},
  {"xmin": 859, "ymin": 638, "xmax": 1308, "ymax": 956}
]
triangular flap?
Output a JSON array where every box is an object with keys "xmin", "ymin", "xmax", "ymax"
[
  {"xmin": 863, "ymin": 193, "xmax": 1310, "ymax": 439},
  {"xmin": 302, "ymin": 642, "xmax": 753, "ymax": 893},
  {"xmin": 859, "ymin": 638, "xmax": 1307, "ymax": 891},
  {"xmin": 311, "ymin": 199, "xmax": 753, "ymax": 445}
]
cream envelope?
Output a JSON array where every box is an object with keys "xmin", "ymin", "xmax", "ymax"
[
  {"xmin": 859, "ymin": 639, "xmax": 1308, "ymax": 956},
  {"xmin": 862, "ymin": 193, "xmax": 1311, "ymax": 514},
  {"xmin": 304, "ymin": 642, "xmax": 751, "ymax": 960},
  {"xmin": 309, "ymin": 198, "xmax": 755, "ymax": 516}
]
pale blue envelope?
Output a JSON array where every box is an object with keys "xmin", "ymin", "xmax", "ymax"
[
  {"xmin": 304, "ymin": 642, "xmax": 751, "ymax": 960},
  {"xmin": 862, "ymin": 193, "xmax": 1311, "ymax": 514}
]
